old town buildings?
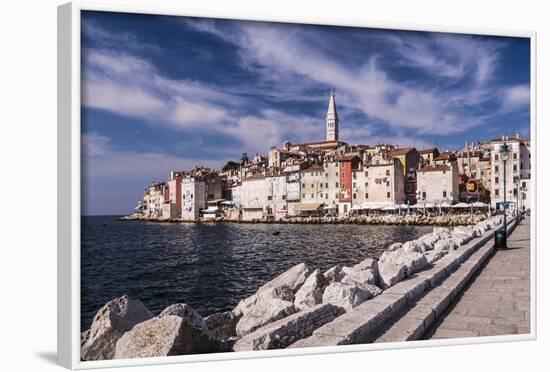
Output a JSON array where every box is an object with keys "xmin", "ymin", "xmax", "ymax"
[{"xmin": 137, "ymin": 93, "xmax": 532, "ymax": 221}]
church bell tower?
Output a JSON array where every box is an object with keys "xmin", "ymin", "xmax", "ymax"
[{"xmin": 326, "ymin": 91, "xmax": 339, "ymax": 141}]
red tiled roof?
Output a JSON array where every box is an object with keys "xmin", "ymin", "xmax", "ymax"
[
  {"xmin": 388, "ymin": 147, "xmax": 415, "ymax": 156},
  {"xmin": 419, "ymin": 164, "xmax": 451, "ymax": 172}
]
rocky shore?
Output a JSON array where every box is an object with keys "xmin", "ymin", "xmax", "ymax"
[
  {"xmin": 118, "ymin": 212, "xmax": 489, "ymax": 226},
  {"xmin": 81, "ymin": 215, "xmax": 503, "ymax": 361}
]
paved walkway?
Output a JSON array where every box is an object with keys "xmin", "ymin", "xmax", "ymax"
[{"xmin": 425, "ymin": 217, "xmax": 531, "ymax": 339}]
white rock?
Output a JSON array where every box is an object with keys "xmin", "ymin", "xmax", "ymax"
[
  {"xmin": 387, "ymin": 242, "xmax": 403, "ymax": 252},
  {"xmin": 351, "ymin": 258, "xmax": 378, "ymax": 272},
  {"xmin": 434, "ymin": 239, "xmax": 458, "ymax": 252},
  {"xmin": 233, "ymin": 304, "xmax": 345, "ymax": 351},
  {"xmin": 424, "ymin": 249, "xmax": 448, "ymax": 264},
  {"xmin": 378, "ymin": 251, "xmax": 429, "ymax": 289},
  {"xmin": 294, "ymin": 269, "xmax": 329, "ymax": 310},
  {"xmin": 402, "ymin": 240, "xmax": 426, "ymax": 254},
  {"xmin": 159, "ymin": 303, "xmax": 207, "ymax": 333},
  {"xmin": 204, "ymin": 311, "xmax": 239, "ymax": 340},
  {"xmin": 322, "ymin": 282, "xmax": 381, "ymax": 311},
  {"xmin": 114, "ymin": 315, "xmax": 224, "ymax": 359},
  {"xmin": 235, "ymin": 297, "xmax": 297, "ymax": 337},
  {"xmin": 233, "ymin": 285, "xmax": 294, "ymax": 317},
  {"xmin": 341, "ymin": 268, "xmax": 377, "ymax": 287},
  {"xmin": 81, "ymin": 295, "xmax": 154, "ymax": 361},
  {"xmin": 323, "ymin": 265, "xmax": 345, "ymax": 283},
  {"xmin": 258, "ymin": 263, "xmax": 312, "ymax": 294}
]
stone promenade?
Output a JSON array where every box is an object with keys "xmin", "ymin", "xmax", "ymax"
[{"xmin": 425, "ymin": 217, "xmax": 531, "ymax": 339}]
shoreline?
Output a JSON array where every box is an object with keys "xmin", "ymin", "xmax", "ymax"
[{"xmin": 116, "ymin": 213, "xmax": 489, "ymax": 227}]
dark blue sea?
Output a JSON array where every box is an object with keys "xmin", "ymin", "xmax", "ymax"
[{"xmin": 81, "ymin": 216, "xmax": 431, "ymax": 331}]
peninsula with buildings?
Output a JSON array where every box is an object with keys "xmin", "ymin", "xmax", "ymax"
[{"xmin": 123, "ymin": 93, "xmax": 531, "ymax": 224}]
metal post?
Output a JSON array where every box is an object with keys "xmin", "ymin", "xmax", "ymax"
[{"xmin": 503, "ymin": 158, "xmax": 507, "ymax": 237}]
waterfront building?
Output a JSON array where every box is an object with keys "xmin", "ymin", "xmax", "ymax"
[
  {"xmin": 240, "ymin": 173, "xmax": 268, "ymax": 221},
  {"xmin": 363, "ymin": 157, "xmax": 406, "ymax": 206},
  {"xmin": 388, "ymin": 147, "xmax": 421, "ymax": 177},
  {"xmin": 490, "ymin": 134, "xmax": 531, "ymax": 210},
  {"xmin": 285, "ymin": 170, "xmax": 302, "ymax": 216},
  {"xmin": 418, "ymin": 148, "xmax": 440, "ymax": 167},
  {"xmin": 417, "ymin": 162, "xmax": 459, "ymax": 205},
  {"xmin": 164, "ymin": 171, "xmax": 183, "ymax": 218},
  {"xmin": 143, "ymin": 182, "xmax": 166, "ymax": 217},
  {"xmin": 181, "ymin": 176, "xmax": 206, "ymax": 221},
  {"xmin": 265, "ymin": 173, "xmax": 288, "ymax": 220},
  {"xmin": 333, "ymin": 155, "xmax": 362, "ymax": 214}
]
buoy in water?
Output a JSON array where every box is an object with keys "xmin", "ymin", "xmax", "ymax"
[{"xmin": 272, "ymin": 231, "xmax": 280, "ymax": 236}]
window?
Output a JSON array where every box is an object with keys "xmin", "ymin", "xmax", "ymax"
[
  {"xmin": 325, "ymin": 193, "xmax": 328, "ymax": 199},
  {"xmin": 325, "ymin": 182, "xmax": 329, "ymax": 188},
  {"xmin": 311, "ymin": 184, "xmax": 314, "ymax": 188},
  {"xmin": 365, "ymin": 193, "xmax": 369, "ymax": 199},
  {"xmin": 342, "ymin": 172, "xmax": 345, "ymax": 178},
  {"xmin": 495, "ymin": 177, "xmax": 499, "ymax": 184},
  {"xmin": 341, "ymin": 183, "xmax": 346, "ymax": 189},
  {"xmin": 302, "ymin": 193, "xmax": 305, "ymax": 198},
  {"xmin": 365, "ymin": 171, "xmax": 368, "ymax": 176},
  {"xmin": 282, "ymin": 195, "xmax": 286, "ymax": 200},
  {"xmin": 353, "ymin": 182, "xmax": 357, "ymax": 188},
  {"xmin": 353, "ymin": 193, "xmax": 357, "ymax": 199},
  {"xmin": 386, "ymin": 181, "xmax": 390, "ymax": 187},
  {"xmin": 495, "ymin": 189, "xmax": 499, "ymax": 196},
  {"xmin": 513, "ymin": 153, "xmax": 518, "ymax": 160},
  {"xmin": 522, "ymin": 181, "xmax": 527, "ymax": 188},
  {"xmin": 387, "ymin": 191, "xmax": 391, "ymax": 198},
  {"xmin": 443, "ymin": 191, "xmax": 447, "ymax": 198},
  {"xmin": 365, "ymin": 182, "xmax": 368, "ymax": 187},
  {"xmin": 320, "ymin": 183, "xmax": 323, "ymax": 188},
  {"xmin": 495, "ymin": 154, "xmax": 499, "ymax": 161},
  {"xmin": 302, "ymin": 183, "xmax": 305, "ymax": 188},
  {"xmin": 513, "ymin": 189, "xmax": 517, "ymax": 196},
  {"xmin": 311, "ymin": 172, "xmax": 314, "ymax": 176},
  {"xmin": 311, "ymin": 193, "xmax": 314, "ymax": 198},
  {"xmin": 386, "ymin": 169, "xmax": 390, "ymax": 176},
  {"xmin": 336, "ymin": 172, "xmax": 339, "ymax": 177},
  {"xmin": 422, "ymin": 191, "xmax": 426, "ymax": 199},
  {"xmin": 335, "ymin": 182, "xmax": 339, "ymax": 188},
  {"xmin": 495, "ymin": 166, "xmax": 499, "ymax": 173},
  {"xmin": 325, "ymin": 163, "xmax": 328, "ymax": 168},
  {"xmin": 267, "ymin": 196, "xmax": 272, "ymax": 200},
  {"xmin": 335, "ymin": 193, "xmax": 339, "ymax": 199},
  {"xmin": 513, "ymin": 164, "xmax": 517, "ymax": 171}
]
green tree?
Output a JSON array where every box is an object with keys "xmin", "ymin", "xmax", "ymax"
[{"xmin": 222, "ymin": 160, "xmax": 240, "ymax": 172}]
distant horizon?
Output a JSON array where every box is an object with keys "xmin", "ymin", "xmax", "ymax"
[{"xmin": 81, "ymin": 11, "xmax": 530, "ymax": 216}]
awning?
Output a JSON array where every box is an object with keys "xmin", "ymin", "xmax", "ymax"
[
  {"xmin": 440, "ymin": 201, "xmax": 452, "ymax": 208},
  {"xmin": 473, "ymin": 201, "xmax": 489, "ymax": 208},
  {"xmin": 294, "ymin": 203, "xmax": 322, "ymax": 212},
  {"xmin": 382, "ymin": 205, "xmax": 399, "ymax": 211},
  {"xmin": 452, "ymin": 202, "xmax": 471, "ymax": 208}
]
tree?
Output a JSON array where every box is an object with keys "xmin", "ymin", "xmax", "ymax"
[{"xmin": 222, "ymin": 160, "xmax": 240, "ymax": 172}]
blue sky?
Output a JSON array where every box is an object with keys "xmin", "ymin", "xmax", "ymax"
[{"xmin": 81, "ymin": 11, "xmax": 530, "ymax": 215}]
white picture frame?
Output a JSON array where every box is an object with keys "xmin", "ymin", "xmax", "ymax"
[{"xmin": 58, "ymin": 1, "xmax": 537, "ymax": 369}]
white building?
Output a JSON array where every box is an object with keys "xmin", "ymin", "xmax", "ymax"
[
  {"xmin": 417, "ymin": 162, "xmax": 459, "ymax": 204},
  {"xmin": 181, "ymin": 177, "xmax": 206, "ymax": 221},
  {"xmin": 363, "ymin": 158, "xmax": 406, "ymax": 206},
  {"xmin": 240, "ymin": 174, "xmax": 268, "ymax": 221},
  {"xmin": 490, "ymin": 134, "xmax": 531, "ymax": 210}
]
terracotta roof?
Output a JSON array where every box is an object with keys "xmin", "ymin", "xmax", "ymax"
[
  {"xmin": 418, "ymin": 148, "xmax": 439, "ymax": 155},
  {"xmin": 243, "ymin": 174, "xmax": 265, "ymax": 181},
  {"xmin": 333, "ymin": 155, "xmax": 361, "ymax": 162},
  {"xmin": 457, "ymin": 150, "xmax": 482, "ymax": 158},
  {"xmin": 300, "ymin": 165, "xmax": 325, "ymax": 173},
  {"xmin": 434, "ymin": 151, "xmax": 456, "ymax": 161},
  {"xmin": 419, "ymin": 164, "xmax": 451, "ymax": 173},
  {"xmin": 388, "ymin": 147, "xmax": 415, "ymax": 156}
]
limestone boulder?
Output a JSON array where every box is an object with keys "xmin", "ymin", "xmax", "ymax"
[
  {"xmin": 81, "ymin": 295, "xmax": 154, "ymax": 361},
  {"xmin": 159, "ymin": 303, "xmax": 207, "ymax": 333},
  {"xmin": 387, "ymin": 242, "xmax": 403, "ymax": 252},
  {"xmin": 378, "ymin": 250, "xmax": 429, "ymax": 289},
  {"xmin": 341, "ymin": 268, "xmax": 377, "ymax": 287},
  {"xmin": 322, "ymin": 282, "xmax": 381, "ymax": 311},
  {"xmin": 351, "ymin": 258, "xmax": 378, "ymax": 273},
  {"xmin": 323, "ymin": 265, "xmax": 345, "ymax": 283},
  {"xmin": 424, "ymin": 249, "xmax": 448, "ymax": 264},
  {"xmin": 233, "ymin": 285, "xmax": 294, "ymax": 317},
  {"xmin": 294, "ymin": 269, "xmax": 329, "ymax": 310},
  {"xmin": 402, "ymin": 240, "xmax": 427, "ymax": 254},
  {"xmin": 235, "ymin": 297, "xmax": 297, "ymax": 337},
  {"xmin": 434, "ymin": 238, "xmax": 458, "ymax": 252},
  {"xmin": 81, "ymin": 329, "xmax": 90, "ymax": 348},
  {"xmin": 258, "ymin": 262, "xmax": 312, "ymax": 294},
  {"xmin": 205, "ymin": 311, "xmax": 239, "ymax": 340},
  {"xmin": 233, "ymin": 304, "xmax": 345, "ymax": 351},
  {"xmin": 114, "ymin": 315, "xmax": 225, "ymax": 359}
]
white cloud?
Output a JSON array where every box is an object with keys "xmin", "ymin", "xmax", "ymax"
[{"xmin": 501, "ymin": 85, "xmax": 530, "ymax": 112}]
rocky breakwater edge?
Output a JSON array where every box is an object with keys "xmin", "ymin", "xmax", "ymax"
[
  {"xmin": 81, "ymin": 215, "xmax": 503, "ymax": 361},
  {"xmin": 119, "ymin": 212, "xmax": 489, "ymax": 226}
]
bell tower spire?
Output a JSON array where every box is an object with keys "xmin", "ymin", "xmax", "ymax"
[{"xmin": 326, "ymin": 90, "xmax": 339, "ymax": 141}]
